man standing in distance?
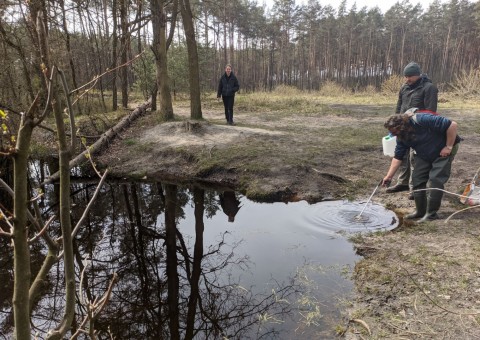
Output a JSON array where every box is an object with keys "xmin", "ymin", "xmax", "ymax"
[
  {"xmin": 385, "ymin": 62, "xmax": 439, "ymax": 199},
  {"xmin": 217, "ymin": 64, "xmax": 240, "ymax": 125}
]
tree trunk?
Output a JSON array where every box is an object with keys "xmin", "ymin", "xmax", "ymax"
[
  {"xmin": 150, "ymin": 0, "xmax": 174, "ymax": 119},
  {"xmin": 112, "ymin": 0, "xmax": 118, "ymax": 110},
  {"xmin": 165, "ymin": 184, "xmax": 180, "ymax": 339},
  {"xmin": 45, "ymin": 85, "xmax": 75, "ymax": 340},
  {"xmin": 120, "ymin": 0, "xmax": 129, "ymax": 108},
  {"xmin": 180, "ymin": 0, "xmax": 203, "ymax": 119},
  {"xmin": 13, "ymin": 116, "xmax": 34, "ymax": 340},
  {"xmin": 185, "ymin": 187, "xmax": 204, "ymax": 339}
]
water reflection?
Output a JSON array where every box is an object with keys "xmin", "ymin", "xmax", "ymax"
[
  {"xmin": 0, "ymin": 172, "xmax": 376, "ymax": 338},
  {"xmin": 219, "ymin": 190, "xmax": 242, "ymax": 222}
]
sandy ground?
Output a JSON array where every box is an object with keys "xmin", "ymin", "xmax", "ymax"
[{"xmin": 97, "ymin": 100, "xmax": 480, "ymax": 339}]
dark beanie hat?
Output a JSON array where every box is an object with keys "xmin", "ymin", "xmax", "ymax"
[{"xmin": 404, "ymin": 62, "xmax": 421, "ymax": 76}]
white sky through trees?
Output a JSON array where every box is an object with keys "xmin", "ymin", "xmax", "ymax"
[{"xmin": 263, "ymin": 0, "xmax": 449, "ymax": 14}]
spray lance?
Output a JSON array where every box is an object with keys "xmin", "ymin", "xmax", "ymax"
[{"xmin": 355, "ymin": 179, "xmax": 391, "ymax": 220}]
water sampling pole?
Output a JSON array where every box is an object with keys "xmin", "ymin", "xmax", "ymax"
[{"xmin": 356, "ymin": 180, "xmax": 386, "ymax": 219}]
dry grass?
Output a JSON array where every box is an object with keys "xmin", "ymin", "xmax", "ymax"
[
  {"xmin": 450, "ymin": 68, "xmax": 480, "ymax": 99},
  {"xmin": 380, "ymin": 74, "xmax": 404, "ymax": 95}
]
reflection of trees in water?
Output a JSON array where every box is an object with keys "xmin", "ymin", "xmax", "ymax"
[{"xmin": 1, "ymin": 178, "xmax": 296, "ymax": 338}]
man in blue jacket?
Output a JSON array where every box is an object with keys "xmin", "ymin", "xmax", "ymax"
[
  {"xmin": 217, "ymin": 64, "xmax": 240, "ymax": 125},
  {"xmin": 386, "ymin": 62, "xmax": 438, "ymax": 200},
  {"xmin": 382, "ymin": 113, "xmax": 459, "ymax": 222}
]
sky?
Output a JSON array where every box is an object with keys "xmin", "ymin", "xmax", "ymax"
[{"xmin": 263, "ymin": 0, "xmax": 448, "ymax": 14}]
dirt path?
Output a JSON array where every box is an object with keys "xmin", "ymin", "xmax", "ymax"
[{"xmin": 97, "ymin": 98, "xmax": 480, "ymax": 338}]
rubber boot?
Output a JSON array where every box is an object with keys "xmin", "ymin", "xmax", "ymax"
[
  {"xmin": 418, "ymin": 189, "xmax": 443, "ymax": 223},
  {"xmin": 418, "ymin": 199, "xmax": 441, "ymax": 223},
  {"xmin": 404, "ymin": 194, "xmax": 427, "ymax": 219}
]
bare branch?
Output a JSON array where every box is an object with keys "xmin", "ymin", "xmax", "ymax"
[
  {"xmin": 0, "ymin": 178, "xmax": 14, "ymax": 196},
  {"xmin": 92, "ymin": 273, "xmax": 118, "ymax": 318},
  {"xmin": 0, "ymin": 205, "xmax": 13, "ymax": 237},
  {"xmin": 29, "ymin": 215, "xmax": 55, "ymax": 244},
  {"xmin": 1, "ymin": 178, "xmax": 57, "ymax": 248},
  {"xmin": 71, "ymin": 169, "xmax": 109, "ymax": 238},
  {"xmin": 71, "ymin": 272, "xmax": 118, "ymax": 339},
  {"xmin": 71, "ymin": 52, "xmax": 144, "ymax": 96},
  {"xmin": 57, "ymin": 68, "xmax": 76, "ymax": 151},
  {"xmin": 34, "ymin": 66, "xmax": 56, "ymax": 125}
]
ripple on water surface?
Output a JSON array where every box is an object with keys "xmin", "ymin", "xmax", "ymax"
[{"xmin": 301, "ymin": 200, "xmax": 398, "ymax": 235}]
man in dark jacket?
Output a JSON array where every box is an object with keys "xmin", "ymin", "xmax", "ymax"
[
  {"xmin": 217, "ymin": 64, "xmax": 240, "ymax": 125},
  {"xmin": 386, "ymin": 62, "xmax": 439, "ymax": 199},
  {"xmin": 382, "ymin": 113, "xmax": 459, "ymax": 223}
]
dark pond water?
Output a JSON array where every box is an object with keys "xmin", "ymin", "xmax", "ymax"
[{"xmin": 0, "ymin": 166, "xmax": 398, "ymax": 339}]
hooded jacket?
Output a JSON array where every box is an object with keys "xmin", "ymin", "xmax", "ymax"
[{"xmin": 395, "ymin": 75, "xmax": 438, "ymax": 114}]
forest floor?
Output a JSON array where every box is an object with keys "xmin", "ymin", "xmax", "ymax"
[{"xmin": 93, "ymin": 91, "xmax": 480, "ymax": 339}]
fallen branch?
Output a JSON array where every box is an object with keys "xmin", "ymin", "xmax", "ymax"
[{"xmin": 41, "ymin": 100, "xmax": 151, "ymax": 186}]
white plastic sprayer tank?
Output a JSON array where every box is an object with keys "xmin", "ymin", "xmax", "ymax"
[{"xmin": 382, "ymin": 135, "xmax": 396, "ymax": 157}]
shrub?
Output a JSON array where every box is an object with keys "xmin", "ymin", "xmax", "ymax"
[
  {"xmin": 319, "ymin": 81, "xmax": 347, "ymax": 96},
  {"xmin": 381, "ymin": 74, "xmax": 403, "ymax": 94},
  {"xmin": 450, "ymin": 69, "xmax": 480, "ymax": 99}
]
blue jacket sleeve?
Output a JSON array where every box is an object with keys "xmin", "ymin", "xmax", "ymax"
[{"xmin": 394, "ymin": 140, "xmax": 409, "ymax": 160}]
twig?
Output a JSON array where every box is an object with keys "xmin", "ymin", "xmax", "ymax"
[
  {"xmin": 80, "ymin": 138, "xmax": 102, "ymax": 178},
  {"xmin": 72, "ymin": 272, "xmax": 118, "ymax": 339},
  {"xmin": 1, "ymin": 178, "xmax": 57, "ymax": 248},
  {"xmin": 0, "ymin": 178, "xmax": 13, "ymax": 195},
  {"xmin": 29, "ymin": 192, "xmax": 44, "ymax": 203},
  {"xmin": 71, "ymin": 52, "xmax": 144, "ymax": 95},
  {"xmin": 92, "ymin": 273, "xmax": 118, "ymax": 317},
  {"xmin": 0, "ymin": 207, "xmax": 13, "ymax": 235},
  {"xmin": 0, "ymin": 228, "xmax": 12, "ymax": 238},
  {"xmin": 71, "ymin": 169, "xmax": 109, "ymax": 238},
  {"xmin": 29, "ymin": 215, "xmax": 55, "ymax": 244}
]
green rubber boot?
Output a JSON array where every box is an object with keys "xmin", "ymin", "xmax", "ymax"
[
  {"xmin": 404, "ymin": 194, "xmax": 427, "ymax": 219},
  {"xmin": 418, "ymin": 199, "xmax": 442, "ymax": 223}
]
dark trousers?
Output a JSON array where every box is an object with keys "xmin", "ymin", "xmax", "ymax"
[
  {"xmin": 412, "ymin": 146, "xmax": 457, "ymax": 201},
  {"xmin": 222, "ymin": 96, "xmax": 235, "ymax": 123}
]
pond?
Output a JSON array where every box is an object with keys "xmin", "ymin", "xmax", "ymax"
[{"xmin": 0, "ymin": 167, "xmax": 398, "ymax": 339}]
